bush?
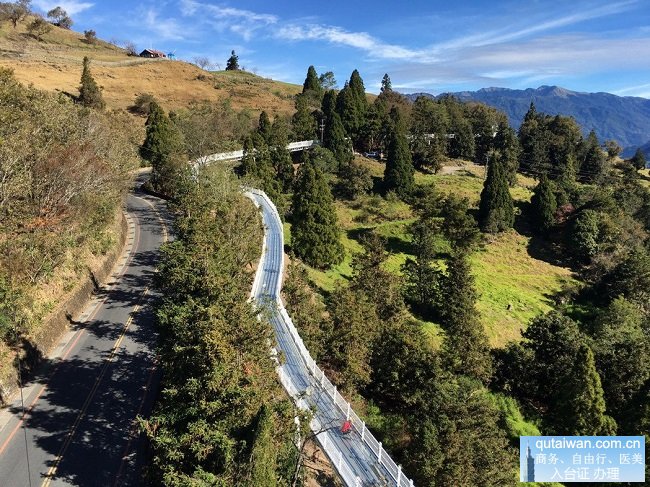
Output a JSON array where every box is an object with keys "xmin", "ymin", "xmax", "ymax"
[
  {"xmin": 83, "ymin": 29, "xmax": 97, "ymax": 44},
  {"xmin": 129, "ymin": 93, "xmax": 156, "ymax": 116}
]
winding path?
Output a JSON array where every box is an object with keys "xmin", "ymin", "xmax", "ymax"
[
  {"xmin": 246, "ymin": 189, "xmax": 413, "ymax": 487},
  {"xmin": 0, "ymin": 176, "xmax": 170, "ymax": 486}
]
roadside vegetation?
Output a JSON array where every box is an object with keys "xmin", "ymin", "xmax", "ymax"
[
  {"xmin": 0, "ymin": 66, "xmax": 137, "ymax": 392},
  {"xmin": 3, "ymin": 13, "xmax": 650, "ymax": 483}
]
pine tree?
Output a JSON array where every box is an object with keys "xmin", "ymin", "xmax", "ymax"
[
  {"xmin": 493, "ymin": 121, "xmax": 520, "ymax": 185},
  {"xmin": 478, "ymin": 153, "xmax": 514, "ymax": 233},
  {"xmin": 402, "ymin": 217, "xmax": 444, "ymax": 320},
  {"xmin": 302, "ymin": 65, "xmax": 322, "ymax": 95},
  {"xmin": 441, "ymin": 252, "xmax": 492, "ymax": 383},
  {"xmin": 383, "ymin": 120, "xmax": 414, "ymax": 198},
  {"xmin": 323, "ymin": 112, "xmax": 352, "ymax": 167},
  {"xmin": 530, "ymin": 175, "xmax": 557, "ymax": 232},
  {"xmin": 78, "ymin": 56, "xmax": 104, "ymax": 109},
  {"xmin": 291, "ymin": 95, "xmax": 317, "ymax": 140},
  {"xmin": 554, "ymin": 345, "xmax": 617, "ymax": 435},
  {"xmin": 630, "ymin": 148, "xmax": 647, "ymax": 170},
  {"xmin": 328, "ymin": 285, "xmax": 379, "ymax": 392},
  {"xmin": 257, "ymin": 110, "xmax": 272, "ymax": 144},
  {"xmin": 518, "ymin": 102, "xmax": 549, "ymax": 175},
  {"xmin": 581, "ymin": 130, "xmax": 607, "ymax": 183},
  {"xmin": 270, "ymin": 147, "xmax": 293, "ymax": 192},
  {"xmin": 380, "ymin": 73, "xmax": 392, "ymax": 94},
  {"xmin": 140, "ymin": 102, "xmax": 183, "ymax": 194},
  {"xmin": 336, "ymin": 70, "xmax": 368, "ymax": 148},
  {"xmin": 225, "ymin": 50, "xmax": 239, "ymax": 70},
  {"xmin": 291, "ymin": 161, "xmax": 344, "ymax": 268}
]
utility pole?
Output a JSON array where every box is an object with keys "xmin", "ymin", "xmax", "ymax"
[{"xmin": 319, "ymin": 118, "xmax": 325, "ymax": 144}]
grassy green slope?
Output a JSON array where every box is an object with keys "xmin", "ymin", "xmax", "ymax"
[{"xmin": 290, "ymin": 158, "xmax": 577, "ymax": 348}]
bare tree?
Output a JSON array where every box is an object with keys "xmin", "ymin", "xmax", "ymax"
[
  {"xmin": 123, "ymin": 41, "xmax": 137, "ymax": 56},
  {"xmin": 0, "ymin": 0, "xmax": 31, "ymax": 28},
  {"xmin": 47, "ymin": 6, "xmax": 72, "ymax": 29},
  {"xmin": 192, "ymin": 56, "xmax": 212, "ymax": 70}
]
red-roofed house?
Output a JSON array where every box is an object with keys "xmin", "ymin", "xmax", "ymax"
[{"xmin": 139, "ymin": 49, "xmax": 167, "ymax": 59}]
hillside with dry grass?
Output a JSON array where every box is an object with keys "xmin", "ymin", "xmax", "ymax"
[{"xmin": 0, "ymin": 16, "xmax": 301, "ymax": 117}]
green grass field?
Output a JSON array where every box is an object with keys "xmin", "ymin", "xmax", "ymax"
[{"xmin": 287, "ymin": 158, "xmax": 578, "ymax": 348}]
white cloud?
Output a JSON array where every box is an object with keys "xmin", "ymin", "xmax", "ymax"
[
  {"xmin": 143, "ymin": 8, "xmax": 186, "ymax": 41},
  {"xmin": 275, "ymin": 24, "xmax": 421, "ymax": 60},
  {"xmin": 33, "ymin": 0, "xmax": 94, "ymax": 16}
]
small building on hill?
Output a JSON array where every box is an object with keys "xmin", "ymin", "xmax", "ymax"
[{"xmin": 139, "ymin": 49, "xmax": 167, "ymax": 59}]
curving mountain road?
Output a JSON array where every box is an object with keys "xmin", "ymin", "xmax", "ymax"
[{"xmin": 0, "ymin": 179, "xmax": 170, "ymax": 487}]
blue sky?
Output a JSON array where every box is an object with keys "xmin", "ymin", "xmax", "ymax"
[{"xmin": 31, "ymin": 0, "xmax": 650, "ymax": 97}]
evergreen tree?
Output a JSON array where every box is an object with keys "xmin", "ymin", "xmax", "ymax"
[
  {"xmin": 140, "ymin": 101, "xmax": 184, "ymax": 195},
  {"xmin": 321, "ymin": 90, "xmax": 337, "ymax": 120},
  {"xmin": 327, "ymin": 285, "xmax": 379, "ymax": 392},
  {"xmin": 530, "ymin": 175, "xmax": 557, "ymax": 232},
  {"xmin": 570, "ymin": 209, "xmax": 601, "ymax": 263},
  {"xmin": 302, "ymin": 65, "xmax": 322, "ymax": 94},
  {"xmin": 403, "ymin": 217, "xmax": 444, "ymax": 320},
  {"xmin": 440, "ymin": 195, "xmax": 480, "ymax": 250},
  {"xmin": 291, "ymin": 161, "xmax": 343, "ymax": 268},
  {"xmin": 581, "ymin": 130, "xmax": 607, "ymax": 183},
  {"xmin": 225, "ymin": 50, "xmax": 239, "ymax": 70},
  {"xmin": 380, "ymin": 73, "xmax": 392, "ymax": 94},
  {"xmin": 478, "ymin": 153, "xmax": 514, "ymax": 233},
  {"xmin": 441, "ymin": 252, "xmax": 492, "ymax": 383},
  {"xmin": 291, "ymin": 95, "xmax": 317, "ymax": 140},
  {"xmin": 338, "ymin": 161, "xmax": 372, "ymax": 200},
  {"xmin": 493, "ymin": 121, "xmax": 520, "ymax": 185},
  {"xmin": 630, "ymin": 148, "xmax": 647, "ymax": 170},
  {"xmin": 78, "ymin": 56, "xmax": 104, "ymax": 109},
  {"xmin": 323, "ymin": 112, "xmax": 352, "ymax": 167},
  {"xmin": 336, "ymin": 70, "xmax": 368, "ymax": 148},
  {"xmin": 270, "ymin": 147, "xmax": 293, "ymax": 192},
  {"xmin": 257, "ymin": 110, "xmax": 272, "ymax": 144},
  {"xmin": 554, "ymin": 345, "xmax": 617, "ymax": 435},
  {"xmin": 351, "ymin": 232, "xmax": 405, "ymax": 321},
  {"xmin": 383, "ymin": 120, "xmax": 414, "ymax": 198},
  {"xmin": 518, "ymin": 102, "xmax": 549, "ymax": 175}
]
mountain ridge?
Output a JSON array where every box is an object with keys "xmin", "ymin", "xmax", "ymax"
[{"xmin": 403, "ymin": 86, "xmax": 650, "ymax": 156}]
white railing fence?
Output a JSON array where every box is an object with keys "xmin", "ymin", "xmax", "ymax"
[{"xmin": 245, "ymin": 188, "xmax": 414, "ymax": 487}]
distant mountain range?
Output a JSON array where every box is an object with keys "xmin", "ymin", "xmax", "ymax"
[{"xmin": 404, "ymin": 86, "xmax": 650, "ymax": 157}]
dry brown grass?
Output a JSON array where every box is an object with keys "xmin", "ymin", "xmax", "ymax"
[{"xmin": 0, "ymin": 17, "xmax": 301, "ymax": 118}]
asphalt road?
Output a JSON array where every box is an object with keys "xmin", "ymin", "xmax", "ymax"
[
  {"xmin": 0, "ymin": 182, "xmax": 170, "ymax": 487},
  {"xmin": 246, "ymin": 190, "xmax": 405, "ymax": 487}
]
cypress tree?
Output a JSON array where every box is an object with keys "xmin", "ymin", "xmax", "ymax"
[
  {"xmin": 291, "ymin": 161, "xmax": 344, "ymax": 269},
  {"xmin": 441, "ymin": 252, "xmax": 492, "ymax": 383},
  {"xmin": 302, "ymin": 65, "xmax": 322, "ymax": 94},
  {"xmin": 630, "ymin": 148, "xmax": 647, "ymax": 170},
  {"xmin": 78, "ymin": 56, "xmax": 104, "ymax": 109},
  {"xmin": 380, "ymin": 73, "xmax": 392, "ymax": 94},
  {"xmin": 493, "ymin": 121, "xmax": 520, "ymax": 185},
  {"xmin": 323, "ymin": 112, "xmax": 352, "ymax": 167},
  {"xmin": 291, "ymin": 95, "xmax": 317, "ymax": 140},
  {"xmin": 140, "ymin": 102, "xmax": 183, "ymax": 195},
  {"xmin": 225, "ymin": 50, "xmax": 239, "ymax": 70},
  {"xmin": 478, "ymin": 153, "xmax": 514, "ymax": 233},
  {"xmin": 530, "ymin": 175, "xmax": 557, "ymax": 232},
  {"xmin": 555, "ymin": 345, "xmax": 617, "ymax": 435},
  {"xmin": 383, "ymin": 121, "xmax": 414, "ymax": 198},
  {"xmin": 518, "ymin": 102, "xmax": 550, "ymax": 175},
  {"xmin": 140, "ymin": 102, "xmax": 180, "ymax": 163},
  {"xmin": 257, "ymin": 111, "xmax": 272, "ymax": 144},
  {"xmin": 581, "ymin": 130, "xmax": 607, "ymax": 183}
]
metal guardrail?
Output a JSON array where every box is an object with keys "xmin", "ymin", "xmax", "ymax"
[
  {"xmin": 244, "ymin": 187, "xmax": 414, "ymax": 487},
  {"xmin": 194, "ymin": 140, "xmax": 319, "ymax": 166}
]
